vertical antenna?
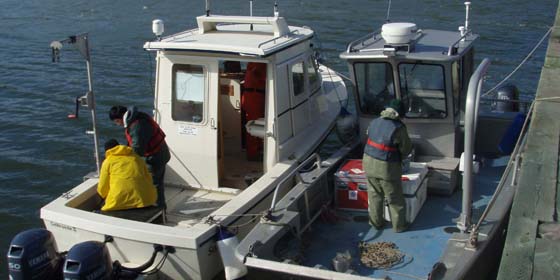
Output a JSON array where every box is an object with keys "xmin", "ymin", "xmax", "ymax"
[
  {"xmin": 386, "ymin": 0, "xmax": 392, "ymax": 22},
  {"xmin": 206, "ymin": 0, "xmax": 210, "ymax": 16},
  {"xmin": 274, "ymin": 0, "xmax": 279, "ymax": 17},
  {"xmin": 250, "ymin": 0, "xmax": 254, "ymax": 31},
  {"xmin": 464, "ymin": 2, "xmax": 471, "ymax": 33}
]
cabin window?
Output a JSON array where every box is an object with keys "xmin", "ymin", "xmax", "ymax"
[
  {"xmin": 291, "ymin": 62, "xmax": 305, "ymax": 96},
  {"xmin": 172, "ymin": 64, "xmax": 205, "ymax": 123},
  {"xmin": 306, "ymin": 57, "xmax": 320, "ymax": 94},
  {"xmin": 353, "ymin": 62, "xmax": 395, "ymax": 115},
  {"xmin": 398, "ymin": 63, "xmax": 447, "ymax": 119}
]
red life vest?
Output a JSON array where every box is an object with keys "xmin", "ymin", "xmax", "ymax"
[
  {"xmin": 364, "ymin": 117, "xmax": 402, "ymax": 162},
  {"xmin": 125, "ymin": 117, "xmax": 166, "ymax": 157},
  {"xmin": 241, "ymin": 63, "xmax": 267, "ymax": 160}
]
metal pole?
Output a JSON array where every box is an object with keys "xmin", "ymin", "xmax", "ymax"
[
  {"xmin": 250, "ymin": 1, "xmax": 254, "ymax": 31},
  {"xmin": 84, "ymin": 37, "xmax": 101, "ymax": 176},
  {"xmin": 464, "ymin": 2, "xmax": 471, "ymax": 33},
  {"xmin": 386, "ymin": 0, "xmax": 392, "ymax": 22},
  {"xmin": 459, "ymin": 58, "xmax": 490, "ymax": 232}
]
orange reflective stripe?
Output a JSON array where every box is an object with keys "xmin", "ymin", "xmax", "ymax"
[{"xmin": 367, "ymin": 138, "xmax": 397, "ymax": 152}]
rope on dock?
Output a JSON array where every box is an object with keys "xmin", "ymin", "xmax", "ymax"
[{"xmin": 359, "ymin": 241, "xmax": 404, "ymax": 269}]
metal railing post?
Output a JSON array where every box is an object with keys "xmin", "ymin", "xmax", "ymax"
[{"xmin": 458, "ymin": 58, "xmax": 490, "ymax": 232}]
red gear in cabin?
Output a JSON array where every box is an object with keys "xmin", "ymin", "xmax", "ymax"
[{"xmin": 241, "ymin": 63, "xmax": 266, "ymax": 161}]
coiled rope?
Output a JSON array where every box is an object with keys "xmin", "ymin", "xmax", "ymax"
[{"xmin": 359, "ymin": 241, "xmax": 404, "ymax": 269}]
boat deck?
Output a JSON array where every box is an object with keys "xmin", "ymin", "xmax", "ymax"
[
  {"xmin": 299, "ymin": 158, "xmax": 507, "ymax": 280},
  {"xmin": 165, "ymin": 186, "xmax": 236, "ymax": 227}
]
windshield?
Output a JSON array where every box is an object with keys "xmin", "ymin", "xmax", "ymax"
[
  {"xmin": 399, "ymin": 63, "xmax": 447, "ymax": 118},
  {"xmin": 353, "ymin": 62, "xmax": 395, "ymax": 115}
]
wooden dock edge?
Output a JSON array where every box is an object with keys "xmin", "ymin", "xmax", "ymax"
[{"xmin": 497, "ymin": 1, "xmax": 560, "ymax": 279}]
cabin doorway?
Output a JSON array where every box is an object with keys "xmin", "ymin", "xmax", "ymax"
[{"xmin": 217, "ymin": 60, "xmax": 266, "ymax": 189}]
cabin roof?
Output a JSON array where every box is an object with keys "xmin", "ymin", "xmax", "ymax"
[
  {"xmin": 144, "ymin": 15, "xmax": 314, "ymax": 56},
  {"xmin": 340, "ymin": 29, "xmax": 478, "ymax": 62}
]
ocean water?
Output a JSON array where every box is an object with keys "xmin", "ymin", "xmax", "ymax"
[{"xmin": 0, "ymin": 0, "xmax": 556, "ymax": 277}]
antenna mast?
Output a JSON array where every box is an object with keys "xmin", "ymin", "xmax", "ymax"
[
  {"xmin": 464, "ymin": 2, "xmax": 471, "ymax": 33},
  {"xmin": 274, "ymin": 1, "xmax": 279, "ymax": 17},
  {"xmin": 459, "ymin": 2, "xmax": 471, "ymax": 40},
  {"xmin": 250, "ymin": 0, "xmax": 254, "ymax": 30},
  {"xmin": 386, "ymin": 0, "xmax": 392, "ymax": 22},
  {"xmin": 205, "ymin": 0, "xmax": 210, "ymax": 16}
]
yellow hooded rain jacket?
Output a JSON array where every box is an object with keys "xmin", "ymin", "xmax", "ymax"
[{"xmin": 97, "ymin": 145, "xmax": 157, "ymax": 211}]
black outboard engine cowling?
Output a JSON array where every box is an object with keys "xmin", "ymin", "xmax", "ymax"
[
  {"xmin": 7, "ymin": 228, "xmax": 62, "ymax": 280},
  {"xmin": 494, "ymin": 84, "xmax": 519, "ymax": 112},
  {"xmin": 63, "ymin": 241, "xmax": 112, "ymax": 280}
]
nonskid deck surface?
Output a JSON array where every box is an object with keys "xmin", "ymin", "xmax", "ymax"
[
  {"xmin": 165, "ymin": 186, "xmax": 235, "ymax": 227},
  {"xmin": 298, "ymin": 157, "xmax": 507, "ymax": 280}
]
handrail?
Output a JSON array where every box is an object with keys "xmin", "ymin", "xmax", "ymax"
[
  {"xmin": 197, "ymin": 15, "xmax": 290, "ymax": 37},
  {"xmin": 458, "ymin": 58, "xmax": 491, "ymax": 232},
  {"xmin": 257, "ymin": 29, "xmax": 303, "ymax": 48},
  {"xmin": 345, "ymin": 28, "xmax": 382, "ymax": 53},
  {"xmin": 447, "ymin": 32, "xmax": 471, "ymax": 56},
  {"xmin": 467, "ymin": 101, "xmax": 533, "ymax": 247},
  {"xmin": 269, "ymin": 153, "xmax": 321, "ymax": 213}
]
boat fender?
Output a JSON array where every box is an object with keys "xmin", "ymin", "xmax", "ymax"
[
  {"xmin": 498, "ymin": 113, "xmax": 526, "ymax": 155},
  {"xmin": 216, "ymin": 226, "xmax": 248, "ymax": 280},
  {"xmin": 7, "ymin": 228, "xmax": 63, "ymax": 280},
  {"xmin": 63, "ymin": 241, "xmax": 112, "ymax": 280},
  {"xmin": 459, "ymin": 152, "xmax": 480, "ymax": 174},
  {"xmin": 335, "ymin": 107, "xmax": 358, "ymax": 143}
]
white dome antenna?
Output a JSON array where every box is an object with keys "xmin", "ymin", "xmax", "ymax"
[{"xmin": 152, "ymin": 19, "xmax": 164, "ymax": 41}]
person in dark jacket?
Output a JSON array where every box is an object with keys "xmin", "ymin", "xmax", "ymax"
[
  {"xmin": 109, "ymin": 105, "xmax": 171, "ymax": 208},
  {"xmin": 363, "ymin": 99, "xmax": 412, "ymax": 232}
]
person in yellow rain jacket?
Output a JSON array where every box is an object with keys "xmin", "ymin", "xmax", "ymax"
[{"xmin": 97, "ymin": 139, "xmax": 157, "ymax": 211}]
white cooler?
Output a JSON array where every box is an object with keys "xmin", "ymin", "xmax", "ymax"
[{"xmin": 384, "ymin": 162, "xmax": 428, "ymax": 223}]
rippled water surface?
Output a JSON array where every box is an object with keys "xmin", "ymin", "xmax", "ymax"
[{"xmin": 0, "ymin": 0, "xmax": 556, "ymax": 277}]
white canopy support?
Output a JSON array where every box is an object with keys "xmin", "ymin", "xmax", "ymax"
[{"xmin": 197, "ymin": 15, "xmax": 290, "ymax": 37}]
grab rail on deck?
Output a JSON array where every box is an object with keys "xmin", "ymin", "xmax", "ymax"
[
  {"xmin": 457, "ymin": 58, "xmax": 491, "ymax": 233},
  {"xmin": 345, "ymin": 28, "xmax": 382, "ymax": 53},
  {"xmin": 268, "ymin": 153, "xmax": 322, "ymax": 214},
  {"xmin": 466, "ymin": 101, "xmax": 533, "ymax": 248},
  {"xmin": 447, "ymin": 32, "xmax": 472, "ymax": 56}
]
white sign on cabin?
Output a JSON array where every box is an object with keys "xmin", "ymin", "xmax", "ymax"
[{"xmin": 178, "ymin": 124, "xmax": 199, "ymax": 136}]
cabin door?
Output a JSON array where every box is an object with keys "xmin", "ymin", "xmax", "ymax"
[{"xmin": 157, "ymin": 55, "xmax": 219, "ymax": 188}]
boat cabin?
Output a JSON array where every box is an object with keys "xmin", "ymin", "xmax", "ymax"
[
  {"xmin": 144, "ymin": 15, "xmax": 337, "ymax": 190},
  {"xmin": 340, "ymin": 22, "xmax": 478, "ymax": 159}
]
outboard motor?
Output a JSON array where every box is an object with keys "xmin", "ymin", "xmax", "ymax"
[
  {"xmin": 7, "ymin": 228, "xmax": 62, "ymax": 280},
  {"xmin": 494, "ymin": 84, "xmax": 519, "ymax": 112},
  {"xmin": 63, "ymin": 241, "xmax": 112, "ymax": 280}
]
